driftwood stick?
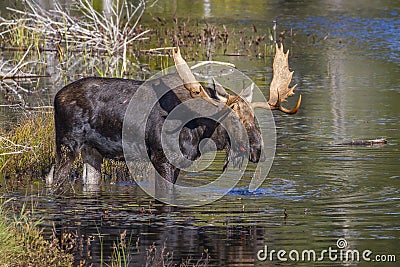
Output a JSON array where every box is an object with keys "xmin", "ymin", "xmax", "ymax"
[{"xmin": 337, "ymin": 138, "xmax": 388, "ymax": 146}]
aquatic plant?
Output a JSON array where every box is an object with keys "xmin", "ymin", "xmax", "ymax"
[
  {"xmin": 109, "ymin": 230, "xmax": 135, "ymax": 267},
  {"xmin": 144, "ymin": 241, "xmax": 210, "ymax": 267}
]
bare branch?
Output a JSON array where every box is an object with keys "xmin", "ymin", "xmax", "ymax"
[
  {"xmin": 0, "ymin": 136, "xmax": 37, "ymax": 156},
  {"xmin": 1, "ymin": 0, "xmax": 147, "ymax": 54}
]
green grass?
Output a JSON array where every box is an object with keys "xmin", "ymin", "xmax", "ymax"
[
  {"xmin": 0, "ymin": 199, "xmax": 74, "ymax": 266},
  {"xmin": 0, "ymin": 111, "xmax": 134, "ymax": 189},
  {"xmin": 0, "ymin": 111, "xmax": 54, "ymax": 188}
]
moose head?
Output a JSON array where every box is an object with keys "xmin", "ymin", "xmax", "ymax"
[{"xmin": 172, "ymin": 44, "xmax": 301, "ymax": 170}]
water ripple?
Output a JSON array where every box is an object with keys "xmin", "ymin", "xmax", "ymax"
[{"xmin": 290, "ymin": 15, "xmax": 400, "ymax": 64}]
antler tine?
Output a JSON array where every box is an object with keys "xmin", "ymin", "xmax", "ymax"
[
  {"xmin": 173, "ymin": 46, "xmax": 218, "ymax": 106},
  {"xmin": 251, "ymin": 43, "xmax": 301, "ymax": 114}
]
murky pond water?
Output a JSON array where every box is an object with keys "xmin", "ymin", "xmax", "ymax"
[{"xmin": 1, "ymin": 0, "xmax": 400, "ymax": 266}]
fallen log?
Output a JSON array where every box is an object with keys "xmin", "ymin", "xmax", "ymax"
[{"xmin": 337, "ymin": 138, "xmax": 387, "ymax": 146}]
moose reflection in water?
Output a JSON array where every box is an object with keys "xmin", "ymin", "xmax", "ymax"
[{"xmin": 46, "ymin": 44, "xmax": 301, "ymax": 194}]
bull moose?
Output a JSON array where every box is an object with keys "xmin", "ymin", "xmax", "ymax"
[{"xmin": 47, "ymin": 44, "xmax": 301, "ymax": 193}]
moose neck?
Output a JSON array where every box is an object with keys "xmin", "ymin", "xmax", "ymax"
[{"xmin": 210, "ymin": 123, "xmax": 230, "ymax": 151}]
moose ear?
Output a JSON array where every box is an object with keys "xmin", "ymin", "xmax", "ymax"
[
  {"xmin": 213, "ymin": 78, "xmax": 230, "ymax": 103},
  {"xmin": 239, "ymin": 83, "xmax": 254, "ymax": 103}
]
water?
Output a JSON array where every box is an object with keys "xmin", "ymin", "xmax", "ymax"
[{"xmin": 1, "ymin": 0, "xmax": 400, "ymax": 266}]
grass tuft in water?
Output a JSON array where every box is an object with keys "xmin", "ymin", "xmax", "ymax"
[
  {"xmin": 109, "ymin": 230, "xmax": 136, "ymax": 267},
  {"xmin": 144, "ymin": 241, "xmax": 210, "ymax": 267}
]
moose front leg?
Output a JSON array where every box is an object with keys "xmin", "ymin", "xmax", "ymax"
[
  {"xmin": 153, "ymin": 160, "xmax": 180, "ymax": 184},
  {"xmin": 148, "ymin": 149, "xmax": 181, "ymax": 184},
  {"xmin": 48, "ymin": 148, "xmax": 77, "ymax": 194},
  {"xmin": 149, "ymin": 153, "xmax": 180, "ymax": 202}
]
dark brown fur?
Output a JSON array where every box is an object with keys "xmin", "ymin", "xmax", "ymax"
[{"xmin": 50, "ymin": 76, "xmax": 263, "ymax": 192}]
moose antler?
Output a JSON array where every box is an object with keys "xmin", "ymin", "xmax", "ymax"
[
  {"xmin": 213, "ymin": 78, "xmax": 243, "ymax": 106},
  {"xmin": 252, "ymin": 44, "xmax": 301, "ymax": 114},
  {"xmin": 173, "ymin": 47, "xmax": 219, "ymax": 106}
]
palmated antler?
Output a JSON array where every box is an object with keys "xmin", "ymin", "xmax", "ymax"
[
  {"xmin": 173, "ymin": 47, "xmax": 219, "ymax": 106},
  {"xmin": 252, "ymin": 44, "xmax": 301, "ymax": 114}
]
